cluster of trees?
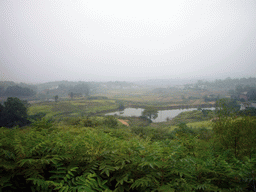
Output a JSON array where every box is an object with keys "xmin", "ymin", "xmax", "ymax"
[
  {"xmin": 229, "ymin": 85, "xmax": 256, "ymax": 101},
  {"xmin": 141, "ymin": 107, "xmax": 158, "ymax": 121},
  {"xmin": 0, "ymin": 85, "xmax": 36, "ymax": 97},
  {"xmin": 69, "ymin": 83, "xmax": 90, "ymax": 97},
  {"xmin": 203, "ymin": 94, "xmax": 219, "ymax": 102},
  {"xmin": 36, "ymin": 81, "xmax": 101, "ymax": 97},
  {"xmin": 193, "ymin": 77, "xmax": 256, "ymax": 91},
  {"xmin": 40, "ymin": 83, "xmax": 90, "ymax": 99},
  {"xmin": 5, "ymin": 85, "xmax": 35, "ymax": 97}
]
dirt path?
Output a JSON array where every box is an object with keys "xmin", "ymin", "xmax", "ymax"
[{"xmin": 118, "ymin": 119, "xmax": 129, "ymax": 126}]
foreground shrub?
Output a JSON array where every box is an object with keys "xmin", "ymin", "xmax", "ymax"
[
  {"xmin": 131, "ymin": 126, "xmax": 172, "ymax": 141},
  {"xmin": 213, "ymin": 116, "xmax": 256, "ymax": 159},
  {"xmin": 0, "ymin": 124, "xmax": 255, "ymax": 191},
  {"xmin": 104, "ymin": 116, "xmax": 118, "ymax": 128}
]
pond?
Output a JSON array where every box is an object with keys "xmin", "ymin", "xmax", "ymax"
[{"xmin": 105, "ymin": 107, "xmax": 215, "ymax": 122}]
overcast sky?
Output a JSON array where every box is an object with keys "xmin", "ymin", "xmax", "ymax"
[{"xmin": 1, "ymin": 0, "xmax": 256, "ymax": 83}]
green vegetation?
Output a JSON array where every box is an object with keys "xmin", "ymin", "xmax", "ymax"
[
  {"xmin": 3, "ymin": 85, "xmax": 36, "ymax": 97},
  {"xmin": 169, "ymin": 109, "xmax": 214, "ymax": 125},
  {"xmin": 1, "ymin": 78, "xmax": 256, "ymax": 191},
  {"xmin": 194, "ymin": 77, "xmax": 256, "ymax": 92},
  {"xmin": 28, "ymin": 99, "xmax": 119, "ymax": 118},
  {"xmin": 1, "ymin": 111, "xmax": 256, "ymax": 191},
  {"xmin": 141, "ymin": 107, "xmax": 158, "ymax": 121},
  {"xmin": 0, "ymin": 82, "xmax": 37, "ymax": 97},
  {"xmin": 0, "ymin": 97, "xmax": 30, "ymax": 128}
]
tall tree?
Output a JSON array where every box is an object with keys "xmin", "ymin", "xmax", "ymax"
[
  {"xmin": 69, "ymin": 92, "xmax": 74, "ymax": 100},
  {"xmin": 215, "ymin": 98, "xmax": 240, "ymax": 117},
  {"xmin": 55, "ymin": 95, "xmax": 58, "ymax": 103},
  {"xmin": 142, "ymin": 107, "xmax": 158, "ymax": 120},
  {"xmin": 0, "ymin": 97, "xmax": 30, "ymax": 128}
]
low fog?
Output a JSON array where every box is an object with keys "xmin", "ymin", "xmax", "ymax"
[{"xmin": 1, "ymin": 0, "xmax": 256, "ymax": 83}]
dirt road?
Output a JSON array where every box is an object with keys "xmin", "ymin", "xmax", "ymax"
[{"xmin": 118, "ymin": 119, "xmax": 129, "ymax": 126}]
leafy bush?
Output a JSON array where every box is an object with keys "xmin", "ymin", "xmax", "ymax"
[
  {"xmin": 104, "ymin": 116, "xmax": 118, "ymax": 128},
  {"xmin": 213, "ymin": 116, "xmax": 256, "ymax": 159},
  {"xmin": 171, "ymin": 122, "xmax": 196, "ymax": 137},
  {"xmin": 31, "ymin": 117, "xmax": 54, "ymax": 131},
  {"xmin": 82, "ymin": 116, "xmax": 103, "ymax": 127},
  {"xmin": 29, "ymin": 112, "xmax": 47, "ymax": 121},
  {"xmin": 215, "ymin": 98, "xmax": 240, "ymax": 116},
  {"xmin": 238, "ymin": 107, "xmax": 256, "ymax": 116},
  {"xmin": 194, "ymin": 127, "xmax": 212, "ymax": 140},
  {"xmin": 62, "ymin": 116, "xmax": 84, "ymax": 126}
]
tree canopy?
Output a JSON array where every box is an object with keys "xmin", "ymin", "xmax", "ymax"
[
  {"xmin": 141, "ymin": 107, "xmax": 158, "ymax": 120},
  {"xmin": 215, "ymin": 98, "xmax": 240, "ymax": 117},
  {"xmin": 0, "ymin": 97, "xmax": 30, "ymax": 128},
  {"xmin": 3, "ymin": 85, "xmax": 36, "ymax": 97}
]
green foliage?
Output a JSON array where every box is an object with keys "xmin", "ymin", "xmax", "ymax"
[
  {"xmin": 116, "ymin": 101, "xmax": 125, "ymax": 110},
  {"xmin": 104, "ymin": 116, "xmax": 118, "ymax": 128},
  {"xmin": 87, "ymin": 96, "xmax": 108, "ymax": 100},
  {"xmin": 29, "ymin": 112, "xmax": 47, "ymax": 121},
  {"xmin": 238, "ymin": 107, "xmax": 256, "ymax": 116},
  {"xmin": 171, "ymin": 122, "xmax": 195, "ymax": 137},
  {"xmin": 131, "ymin": 126, "xmax": 172, "ymax": 141},
  {"xmin": 70, "ymin": 83, "xmax": 90, "ymax": 96},
  {"xmin": 215, "ymin": 98, "xmax": 240, "ymax": 117},
  {"xmin": 82, "ymin": 116, "xmax": 103, "ymax": 127},
  {"xmin": 31, "ymin": 118, "xmax": 54, "ymax": 131},
  {"xmin": 4, "ymin": 85, "xmax": 36, "ymax": 97},
  {"xmin": 0, "ymin": 112, "xmax": 255, "ymax": 191},
  {"xmin": 54, "ymin": 95, "xmax": 58, "ymax": 103},
  {"xmin": 213, "ymin": 116, "xmax": 256, "ymax": 159},
  {"xmin": 0, "ymin": 97, "xmax": 30, "ymax": 128},
  {"xmin": 62, "ymin": 116, "xmax": 117, "ymax": 128},
  {"xmin": 170, "ymin": 110, "xmax": 214, "ymax": 125},
  {"xmin": 28, "ymin": 99, "xmax": 119, "ymax": 118},
  {"xmin": 141, "ymin": 107, "xmax": 158, "ymax": 120}
]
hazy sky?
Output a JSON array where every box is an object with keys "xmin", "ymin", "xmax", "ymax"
[{"xmin": 1, "ymin": 0, "xmax": 256, "ymax": 83}]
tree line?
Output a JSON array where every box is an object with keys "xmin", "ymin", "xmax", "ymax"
[
  {"xmin": 0, "ymin": 85, "xmax": 36, "ymax": 97},
  {"xmin": 193, "ymin": 77, "xmax": 256, "ymax": 91}
]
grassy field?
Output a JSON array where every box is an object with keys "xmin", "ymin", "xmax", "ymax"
[
  {"xmin": 28, "ymin": 94, "xmax": 215, "ymax": 132},
  {"xmin": 28, "ymin": 98, "xmax": 119, "ymax": 118},
  {"xmin": 166, "ymin": 121, "xmax": 213, "ymax": 132},
  {"xmin": 94, "ymin": 88, "xmax": 218, "ymax": 108}
]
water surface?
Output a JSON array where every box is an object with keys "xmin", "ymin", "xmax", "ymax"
[{"xmin": 106, "ymin": 107, "xmax": 215, "ymax": 122}]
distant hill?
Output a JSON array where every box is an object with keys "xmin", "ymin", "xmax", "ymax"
[{"xmin": 134, "ymin": 79, "xmax": 199, "ymax": 88}]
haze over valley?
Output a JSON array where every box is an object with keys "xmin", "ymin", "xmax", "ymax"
[{"xmin": 1, "ymin": 1, "xmax": 256, "ymax": 191}]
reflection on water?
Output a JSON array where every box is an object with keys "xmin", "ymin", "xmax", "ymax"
[{"xmin": 105, "ymin": 107, "xmax": 215, "ymax": 122}]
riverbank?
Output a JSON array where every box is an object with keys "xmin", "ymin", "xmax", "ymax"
[{"xmin": 127, "ymin": 103, "xmax": 215, "ymax": 110}]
